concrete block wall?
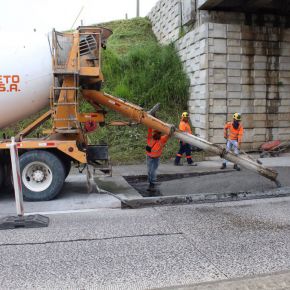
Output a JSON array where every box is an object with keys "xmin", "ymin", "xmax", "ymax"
[
  {"xmin": 175, "ymin": 24, "xmax": 209, "ymax": 140},
  {"xmin": 206, "ymin": 21, "xmax": 290, "ymax": 148},
  {"xmin": 148, "ymin": 0, "xmax": 181, "ymax": 44},
  {"xmin": 148, "ymin": 1, "xmax": 290, "ymax": 149}
]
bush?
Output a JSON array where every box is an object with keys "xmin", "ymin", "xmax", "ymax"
[
  {"xmin": 102, "ymin": 42, "xmax": 189, "ymax": 109},
  {"xmin": 89, "ymin": 18, "xmax": 190, "ymax": 163}
]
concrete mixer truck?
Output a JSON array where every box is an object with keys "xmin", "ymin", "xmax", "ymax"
[{"xmin": 0, "ymin": 26, "xmax": 280, "ymax": 201}]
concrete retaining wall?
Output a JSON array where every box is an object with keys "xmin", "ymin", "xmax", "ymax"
[{"xmin": 148, "ymin": 1, "xmax": 290, "ymax": 149}]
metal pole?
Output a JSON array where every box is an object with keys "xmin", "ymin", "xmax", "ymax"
[
  {"xmin": 137, "ymin": 0, "xmax": 140, "ymax": 17},
  {"xmin": 9, "ymin": 137, "xmax": 24, "ymax": 216},
  {"xmin": 0, "ymin": 138, "xmax": 49, "ymax": 230}
]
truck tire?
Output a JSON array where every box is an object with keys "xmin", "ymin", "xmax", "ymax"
[
  {"xmin": 19, "ymin": 150, "xmax": 65, "ymax": 201},
  {"xmin": 0, "ymin": 164, "xmax": 4, "ymax": 189},
  {"xmin": 62, "ymin": 158, "xmax": 72, "ymax": 179}
]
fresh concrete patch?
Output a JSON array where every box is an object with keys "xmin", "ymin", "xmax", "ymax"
[
  {"xmin": 124, "ymin": 169, "xmax": 235, "ymax": 198},
  {"xmin": 120, "ymin": 167, "xmax": 290, "ymax": 208}
]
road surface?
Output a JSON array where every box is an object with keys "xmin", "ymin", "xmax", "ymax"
[{"xmin": 0, "ymin": 196, "xmax": 290, "ymax": 289}]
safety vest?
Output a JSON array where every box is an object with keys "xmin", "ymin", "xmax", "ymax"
[
  {"xmin": 146, "ymin": 128, "xmax": 169, "ymax": 158},
  {"xmin": 224, "ymin": 122, "xmax": 244, "ymax": 142},
  {"xmin": 179, "ymin": 120, "xmax": 192, "ymax": 134}
]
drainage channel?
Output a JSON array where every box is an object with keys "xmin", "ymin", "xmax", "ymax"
[{"xmin": 121, "ymin": 169, "xmax": 290, "ymax": 209}]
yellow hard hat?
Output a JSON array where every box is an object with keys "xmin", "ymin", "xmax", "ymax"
[
  {"xmin": 233, "ymin": 112, "xmax": 241, "ymax": 121},
  {"xmin": 182, "ymin": 112, "xmax": 189, "ymax": 118}
]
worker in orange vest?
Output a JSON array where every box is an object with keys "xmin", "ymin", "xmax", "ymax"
[
  {"xmin": 221, "ymin": 112, "xmax": 244, "ymax": 171},
  {"xmin": 174, "ymin": 112, "xmax": 197, "ymax": 166},
  {"xmin": 146, "ymin": 128, "xmax": 169, "ymax": 192}
]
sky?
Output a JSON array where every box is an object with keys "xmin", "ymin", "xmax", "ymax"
[{"xmin": 0, "ymin": 0, "xmax": 159, "ymax": 33}]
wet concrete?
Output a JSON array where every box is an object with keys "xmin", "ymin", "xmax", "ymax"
[
  {"xmin": 157, "ymin": 167, "xmax": 288, "ymax": 196},
  {"xmin": 125, "ymin": 169, "xmax": 235, "ymax": 197},
  {"xmin": 124, "ymin": 166, "xmax": 290, "ymax": 198}
]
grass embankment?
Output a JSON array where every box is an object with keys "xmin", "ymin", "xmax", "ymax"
[
  {"xmin": 90, "ymin": 18, "xmax": 190, "ymax": 164},
  {"xmin": 1, "ymin": 18, "xmax": 191, "ymax": 164}
]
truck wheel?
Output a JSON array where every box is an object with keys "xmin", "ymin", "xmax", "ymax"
[
  {"xmin": 20, "ymin": 150, "xmax": 65, "ymax": 201},
  {"xmin": 0, "ymin": 164, "xmax": 4, "ymax": 189}
]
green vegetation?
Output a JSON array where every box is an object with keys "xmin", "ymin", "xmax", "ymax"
[
  {"xmin": 0, "ymin": 109, "xmax": 52, "ymax": 139},
  {"xmin": 1, "ymin": 18, "xmax": 191, "ymax": 164},
  {"xmin": 99, "ymin": 18, "xmax": 189, "ymax": 109},
  {"xmin": 89, "ymin": 17, "xmax": 190, "ymax": 164}
]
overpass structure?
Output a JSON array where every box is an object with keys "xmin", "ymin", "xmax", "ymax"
[
  {"xmin": 148, "ymin": 0, "xmax": 290, "ymax": 149},
  {"xmin": 198, "ymin": 0, "xmax": 290, "ymax": 14}
]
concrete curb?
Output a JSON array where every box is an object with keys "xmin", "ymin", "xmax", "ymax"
[
  {"xmin": 121, "ymin": 186, "xmax": 290, "ymax": 209},
  {"xmin": 151, "ymin": 270, "xmax": 290, "ymax": 290}
]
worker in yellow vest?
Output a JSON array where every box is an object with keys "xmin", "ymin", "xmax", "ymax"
[{"xmin": 174, "ymin": 112, "xmax": 197, "ymax": 166}]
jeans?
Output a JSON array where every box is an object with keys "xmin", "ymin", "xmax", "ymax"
[
  {"xmin": 223, "ymin": 140, "xmax": 239, "ymax": 164},
  {"xmin": 147, "ymin": 156, "xmax": 160, "ymax": 185}
]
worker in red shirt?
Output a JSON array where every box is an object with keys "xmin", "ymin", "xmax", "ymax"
[
  {"xmin": 146, "ymin": 128, "xmax": 169, "ymax": 192},
  {"xmin": 174, "ymin": 112, "xmax": 197, "ymax": 166},
  {"xmin": 221, "ymin": 112, "xmax": 244, "ymax": 171}
]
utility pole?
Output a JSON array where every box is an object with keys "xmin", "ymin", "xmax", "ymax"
[{"xmin": 136, "ymin": 0, "xmax": 140, "ymax": 17}]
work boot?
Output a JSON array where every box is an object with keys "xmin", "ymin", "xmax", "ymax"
[
  {"xmin": 174, "ymin": 162, "xmax": 183, "ymax": 166},
  {"xmin": 146, "ymin": 183, "xmax": 156, "ymax": 192},
  {"xmin": 220, "ymin": 163, "xmax": 226, "ymax": 169},
  {"xmin": 233, "ymin": 164, "xmax": 241, "ymax": 171},
  {"xmin": 188, "ymin": 162, "xmax": 197, "ymax": 166}
]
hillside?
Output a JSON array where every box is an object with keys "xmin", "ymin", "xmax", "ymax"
[{"xmin": 89, "ymin": 17, "xmax": 190, "ymax": 164}]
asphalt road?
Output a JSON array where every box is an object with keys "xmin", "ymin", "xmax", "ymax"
[{"xmin": 1, "ymin": 196, "xmax": 290, "ymax": 289}]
